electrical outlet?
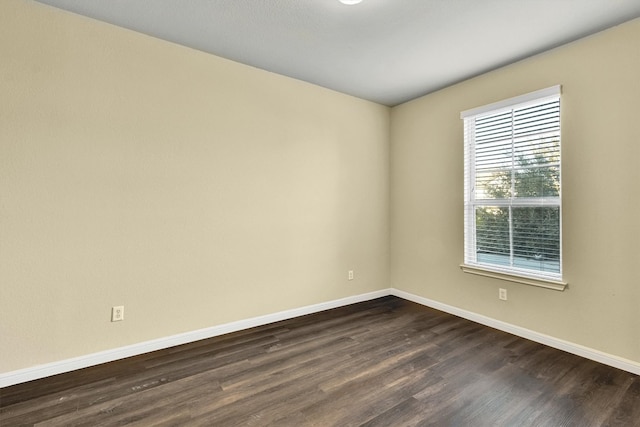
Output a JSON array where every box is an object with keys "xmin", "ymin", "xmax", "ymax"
[
  {"xmin": 498, "ymin": 288, "xmax": 507, "ymax": 301},
  {"xmin": 348, "ymin": 270, "xmax": 354, "ymax": 281},
  {"xmin": 112, "ymin": 305, "xmax": 124, "ymax": 322}
]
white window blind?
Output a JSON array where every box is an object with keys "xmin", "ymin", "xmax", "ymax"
[{"xmin": 461, "ymin": 86, "xmax": 563, "ymax": 283}]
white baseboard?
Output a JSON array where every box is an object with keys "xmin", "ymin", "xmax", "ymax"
[
  {"xmin": 3, "ymin": 287, "xmax": 639, "ymax": 388},
  {"xmin": 0, "ymin": 289, "xmax": 389, "ymax": 388},
  {"xmin": 389, "ymin": 288, "xmax": 640, "ymax": 376}
]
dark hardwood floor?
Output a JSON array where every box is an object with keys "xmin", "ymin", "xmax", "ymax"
[{"xmin": 2, "ymin": 296, "xmax": 639, "ymax": 426}]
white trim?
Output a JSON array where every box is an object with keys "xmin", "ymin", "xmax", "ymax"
[
  {"xmin": 0, "ymin": 289, "xmax": 389, "ymax": 388},
  {"xmin": 460, "ymin": 85, "xmax": 561, "ymax": 119},
  {"xmin": 3, "ymin": 287, "xmax": 640, "ymax": 387},
  {"xmin": 389, "ymin": 288, "xmax": 640, "ymax": 376},
  {"xmin": 460, "ymin": 264, "xmax": 567, "ymax": 291}
]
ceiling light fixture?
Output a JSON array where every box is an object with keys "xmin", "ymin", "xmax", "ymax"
[{"xmin": 339, "ymin": 0, "xmax": 363, "ymax": 5}]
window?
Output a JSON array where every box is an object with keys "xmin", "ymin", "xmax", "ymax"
[{"xmin": 461, "ymin": 86, "xmax": 564, "ymax": 287}]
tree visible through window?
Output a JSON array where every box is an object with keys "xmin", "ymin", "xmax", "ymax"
[{"xmin": 462, "ymin": 86, "xmax": 562, "ymax": 282}]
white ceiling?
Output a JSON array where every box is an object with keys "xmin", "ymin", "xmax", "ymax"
[{"xmin": 34, "ymin": 0, "xmax": 640, "ymax": 106}]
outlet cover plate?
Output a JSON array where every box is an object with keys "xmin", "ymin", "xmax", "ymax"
[{"xmin": 112, "ymin": 306, "xmax": 124, "ymax": 322}]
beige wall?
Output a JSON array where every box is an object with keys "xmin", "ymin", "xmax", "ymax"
[
  {"xmin": 391, "ymin": 18, "xmax": 640, "ymax": 362},
  {"xmin": 0, "ymin": 0, "xmax": 390, "ymax": 373}
]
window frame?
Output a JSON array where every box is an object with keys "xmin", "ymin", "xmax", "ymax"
[{"xmin": 460, "ymin": 86, "xmax": 567, "ymax": 290}]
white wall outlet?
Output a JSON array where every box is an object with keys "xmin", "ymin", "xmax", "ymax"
[
  {"xmin": 348, "ymin": 270, "xmax": 354, "ymax": 281},
  {"xmin": 498, "ymin": 288, "xmax": 507, "ymax": 301},
  {"xmin": 111, "ymin": 305, "xmax": 124, "ymax": 322}
]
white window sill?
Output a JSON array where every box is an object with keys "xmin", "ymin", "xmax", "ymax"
[{"xmin": 460, "ymin": 264, "xmax": 567, "ymax": 291}]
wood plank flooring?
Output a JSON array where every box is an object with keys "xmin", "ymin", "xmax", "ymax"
[{"xmin": 2, "ymin": 296, "xmax": 639, "ymax": 426}]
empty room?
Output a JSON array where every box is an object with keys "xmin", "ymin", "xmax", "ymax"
[{"xmin": 2, "ymin": 0, "xmax": 640, "ymax": 425}]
